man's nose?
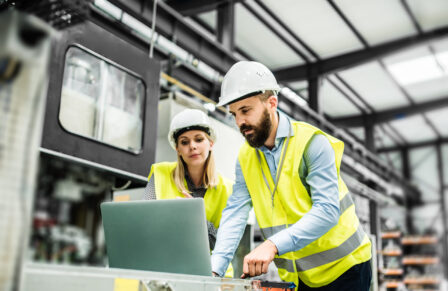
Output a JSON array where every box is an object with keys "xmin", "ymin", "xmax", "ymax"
[{"xmin": 235, "ymin": 115, "xmax": 245, "ymax": 128}]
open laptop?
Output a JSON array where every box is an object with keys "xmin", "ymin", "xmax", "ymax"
[{"xmin": 100, "ymin": 198, "xmax": 212, "ymax": 276}]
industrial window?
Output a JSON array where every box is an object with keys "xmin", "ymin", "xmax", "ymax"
[{"xmin": 59, "ymin": 46, "xmax": 145, "ymax": 153}]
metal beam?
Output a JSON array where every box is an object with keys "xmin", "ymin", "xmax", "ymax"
[
  {"xmin": 217, "ymin": 0, "xmax": 235, "ymax": 51},
  {"xmin": 401, "ymin": 0, "xmax": 423, "ymax": 34},
  {"xmin": 377, "ymin": 60, "xmax": 442, "ymax": 139},
  {"xmin": 331, "ymin": 96, "xmax": 448, "ymax": 127},
  {"xmin": 308, "ymin": 76, "xmax": 320, "ymax": 113},
  {"xmin": 165, "ymin": 0, "xmax": 240, "ymax": 16},
  {"xmin": 401, "ymin": 148, "xmax": 415, "ymax": 230},
  {"xmin": 273, "ymin": 25, "xmax": 448, "ymax": 82},
  {"xmin": 378, "ymin": 138, "xmax": 448, "ymax": 152},
  {"xmin": 326, "ymin": 77, "xmax": 367, "ymax": 113},
  {"xmin": 254, "ymin": 0, "xmax": 318, "ymax": 61},
  {"xmin": 436, "ymin": 144, "xmax": 448, "ymax": 278},
  {"xmin": 327, "ymin": 0, "xmax": 369, "ymax": 47},
  {"xmin": 106, "ymin": 0, "xmax": 239, "ymax": 75},
  {"xmin": 241, "ymin": 2, "xmax": 309, "ymax": 62},
  {"xmin": 365, "ymin": 120, "xmax": 375, "ymax": 152}
]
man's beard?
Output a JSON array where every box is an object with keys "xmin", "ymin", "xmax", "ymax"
[{"xmin": 239, "ymin": 108, "xmax": 272, "ymax": 148}]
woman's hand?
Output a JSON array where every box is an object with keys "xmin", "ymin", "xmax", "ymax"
[{"xmin": 182, "ymin": 191, "xmax": 193, "ymax": 198}]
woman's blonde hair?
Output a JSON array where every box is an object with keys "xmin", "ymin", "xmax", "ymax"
[{"xmin": 172, "ymin": 132, "xmax": 218, "ymax": 194}]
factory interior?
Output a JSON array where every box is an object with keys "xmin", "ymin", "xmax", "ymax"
[{"xmin": 1, "ymin": 0, "xmax": 448, "ymax": 290}]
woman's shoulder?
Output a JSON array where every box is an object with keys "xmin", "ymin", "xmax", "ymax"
[{"xmin": 151, "ymin": 161, "xmax": 177, "ymax": 171}]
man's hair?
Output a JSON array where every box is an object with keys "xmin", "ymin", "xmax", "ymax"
[{"xmin": 258, "ymin": 90, "xmax": 277, "ymax": 102}]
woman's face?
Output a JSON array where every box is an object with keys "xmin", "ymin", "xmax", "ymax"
[{"xmin": 176, "ymin": 130, "xmax": 213, "ymax": 168}]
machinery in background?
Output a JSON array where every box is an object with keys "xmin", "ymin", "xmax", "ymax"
[
  {"xmin": 40, "ymin": 20, "xmax": 160, "ymax": 177},
  {"xmin": 30, "ymin": 156, "xmax": 125, "ymax": 267},
  {"xmin": 24, "ymin": 16, "xmax": 161, "ymax": 269},
  {"xmin": 0, "ymin": 10, "xmax": 53, "ymax": 291}
]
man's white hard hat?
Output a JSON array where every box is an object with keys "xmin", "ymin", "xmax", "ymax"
[
  {"xmin": 168, "ymin": 109, "xmax": 216, "ymax": 149},
  {"xmin": 217, "ymin": 61, "xmax": 280, "ymax": 107}
]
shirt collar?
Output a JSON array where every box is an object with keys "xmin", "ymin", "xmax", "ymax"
[{"xmin": 276, "ymin": 111, "xmax": 294, "ymax": 140}]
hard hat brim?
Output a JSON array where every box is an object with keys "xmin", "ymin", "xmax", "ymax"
[{"xmin": 217, "ymin": 87, "xmax": 280, "ymax": 107}]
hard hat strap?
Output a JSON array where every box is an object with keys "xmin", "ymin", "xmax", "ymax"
[{"xmin": 173, "ymin": 126, "xmax": 210, "ymax": 141}]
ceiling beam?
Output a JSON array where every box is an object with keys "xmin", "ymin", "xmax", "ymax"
[
  {"xmin": 105, "ymin": 0, "xmax": 239, "ymax": 75},
  {"xmin": 378, "ymin": 137, "xmax": 448, "ymax": 153},
  {"xmin": 330, "ymin": 97, "xmax": 448, "ymax": 127},
  {"xmin": 165, "ymin": 0, "xmax": 241, "ymax": 16},
  {"xmin": 273, "ymin": 25, "xmax": 448, "ymax": 82},
  {"xmin": 217, "ymin": 0, "xmax": 235, "ymax": 51}
]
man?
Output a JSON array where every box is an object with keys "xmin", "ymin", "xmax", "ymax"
[{"xmin": 211, "ymin": 61, "xmax": 372, "ymax": 290}]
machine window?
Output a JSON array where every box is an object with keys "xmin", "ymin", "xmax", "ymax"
[{"xmin": 59, "ymin": 46, "xmax": 145, "ymax": 153}]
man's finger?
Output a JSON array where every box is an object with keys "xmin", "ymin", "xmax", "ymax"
[
  {"xmin": 262, "ymin": 260, "xmax": 270, "ymax": 274},
  {"xmin": 255, "ymin": 261, "xmax": 262, "ymax": 276},
  {"xmin": 248, "ymin": 259, "xmax": 256, "ymax": 277},
  {"xmin": 242, "ymin": 259, "xmax": 248, "ymax": 273}
]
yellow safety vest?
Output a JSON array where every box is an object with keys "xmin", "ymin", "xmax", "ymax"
[
  {"xmin": 238, "ymin": 121, "xmax": 371, "ymax": 288},
  {"xmin": 148, "ymin": 162, "xmax": 235, "ymax": 277}
]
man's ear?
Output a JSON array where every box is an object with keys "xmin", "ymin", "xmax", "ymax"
[{"xmin": 267, "ymin": 94, "xmax": 278, "ymax": 110}]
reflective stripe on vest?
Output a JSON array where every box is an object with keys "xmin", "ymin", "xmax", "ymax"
[
  {"xmin": 295, "ymin": 225, "xmax": 365, "ymax": 272},
  {"xmin": 260, "ymin": 193, "xmax": 354, "ymax": 238},
  {"xmin": 273, "ymin": 225, "xmax": 366, "ymax": 273},
  {"xmin": 274, "ymin": 258, "xmax": 295, "ymax": 273}
]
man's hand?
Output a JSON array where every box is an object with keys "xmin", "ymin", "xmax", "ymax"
[{"xmin": 241, "ymin": 240, "xmax": 278, "ymax": 278}]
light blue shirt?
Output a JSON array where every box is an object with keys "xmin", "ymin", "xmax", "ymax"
[{"xmin": 211, "ymin": 112, "xmax": 341, "ymax": 276}]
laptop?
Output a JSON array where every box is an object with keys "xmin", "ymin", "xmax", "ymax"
[{"xmin": 100, "ymin": 198, "xmax": 212, "ymax": 276}]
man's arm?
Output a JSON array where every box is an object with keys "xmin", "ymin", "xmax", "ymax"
[
  {"xmin": 269, "ymin": 134, "xmax": 340, "ymax": 255},
  {"xmin": 211, "ymin": 160, "xmax": 252, "ymax": 277}
]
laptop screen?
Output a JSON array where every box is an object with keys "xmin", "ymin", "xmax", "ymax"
[{"xmin": 101, "ymin": 199, "xmax": 212, "ymax": 276}]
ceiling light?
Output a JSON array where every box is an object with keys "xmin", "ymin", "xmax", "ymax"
[{"xmin": 387, "ymin": 55, "xmax": 444, "ymax": 85}]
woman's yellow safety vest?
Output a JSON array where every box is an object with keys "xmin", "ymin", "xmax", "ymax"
[
  {"xmin": 238, "ymin": 121, "xmax": 371, "ymax": 288},
  {"xmin": 148, "ymin": 162, "xmax": 234, "ymax": 277}
]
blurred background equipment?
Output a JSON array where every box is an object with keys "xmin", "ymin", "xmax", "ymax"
[
  {"xmin": 0, "ymin": 10, "xmax": 52, "ymax": 291},
  {"xmin": 1, "ymin": 0, "xmax": 448, "ymax": 290},
  {"xmin": 0, "ymin": 0, "xmax": 89, "ymax": 30}
]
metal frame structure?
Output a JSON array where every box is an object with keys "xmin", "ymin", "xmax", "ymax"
[
  {"xmin": 88, "ymin": 0, "xmax": 448, "ymax": 263},
  {"xmin": 436, "ymin": 144, "xmax": 448, "ymax": 278},
  {"xmin": 89, "ymin": 0, "xmax": 424, "ymax": 201}
]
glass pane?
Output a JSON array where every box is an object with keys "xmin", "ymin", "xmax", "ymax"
[{"xmin": 59, "ymin": 46, "xmax": 145, "ymax": 153}]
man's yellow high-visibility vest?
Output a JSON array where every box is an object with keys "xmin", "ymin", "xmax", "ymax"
[
  {"xmin": 148, "ymin": 162, "xmax": 234, "ymax": 277},
  {"xmin": 238, "ymin": 121, "xmax": 371, "ymax": 288}
]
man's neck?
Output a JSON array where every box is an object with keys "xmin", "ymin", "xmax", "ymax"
[{"xmin": 263, "ymin": 112, "xmax": 279, "ymax": 150}]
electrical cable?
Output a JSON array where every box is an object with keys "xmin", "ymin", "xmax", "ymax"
[{"xmin": 149, "ymin": 0, "xmax": 158, "ymax": 58}]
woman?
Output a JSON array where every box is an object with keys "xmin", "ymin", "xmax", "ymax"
[{"xmin": 144, "ymin": 108, "xmax": 233, "ymax": 276}]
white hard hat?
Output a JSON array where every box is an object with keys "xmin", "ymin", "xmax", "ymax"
[
  {"xmin": 217, "ymin": 61, "xmax": 280, "ymax": 107},
  {"xmin": 168, "ymin": 109, "xmax": 216, "ymax": 149}
]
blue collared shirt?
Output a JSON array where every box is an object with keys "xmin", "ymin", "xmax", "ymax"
[{"xmin": 211, "ymin": 112, "xmax": 341, "ymax": 276}]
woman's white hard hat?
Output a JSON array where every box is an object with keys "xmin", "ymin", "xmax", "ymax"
[
  {"xmin": 217, "ymin": 61, "xmax": 280, "ymax": 107},
  {"xmin": 168, "ymin": 109, "xmax": 216, "ymax": 149}
]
